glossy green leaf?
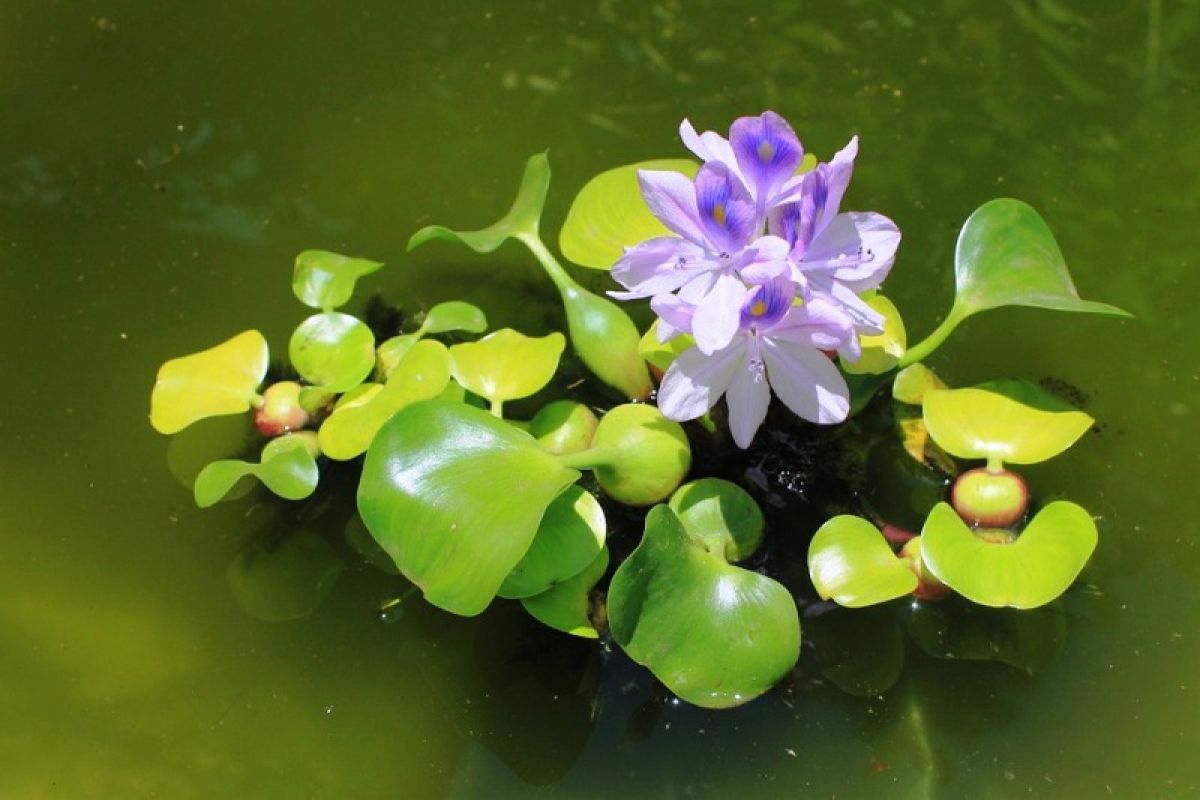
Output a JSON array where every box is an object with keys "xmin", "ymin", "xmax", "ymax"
[
  {"xmin": 408, "ymin": 152, "xmax": 549, "ymax": 253},
  {"xmin": 227, "ymin": 530, "xmax": 344, "ymax": 622},
  {"xmin": 905, "ymin": 598, "xmax": 1066, "ymax": 673},
  {"xmin": 923, "ymin": 379, "xmax": 1094, "ymax": 466},
  {"xmin": 291, "ymin": 249, "xmax": 383, "ymax": 311},
  {"xmin": 919, "ymin": 501, "xmax": 1098, "ymax": 609},
  {"xmin": 150, "ymin": 330, "xmax": 268, "ymax": 434},
  {"xmin": 419, "ymin": 300, "xmax": 488, "ymax": 335},
  {"xmin": 499, "ymin": 485, "xmax": 606, "ymax": 599},
  {"xmin": 892, "ymin": 363, "xmax": 949, "ymax": 405},
  {"xmin": 357, "ymin": 400, "xmax": 581, "ymax": 616},
  {"xmin": 375, "ymin": 334, "xmax": 420, "ymax": 380},
  {"xmin": 953, "ymin": 199, "xmax": 1132, "ymax": 320},
  {"xmin": 449, "ymin": 328, "xmax": 565, "ymax": 407},
  {"xmin": 608, "ymin": 506, "xmax": 801, "ymax": 708},
  {"xmin": 668, "ymin": 478, "xmax": 764, "ymax": 562},
  {"xmin": 639, "ymin": 320, "xmax": 694, "ymax": 374},
  {"xmin": 289, "ymin": 312, "xmax": 376, "ymax": 393},
  {"xmin": 521, "ymin": 547, "xmax": 609, "ymax": 639},
  {"xmin": 842, "ymin": 293, "xmax": 906, "ymax": 376},
  {"xmin": 808, "ymin": 515, "xmax": 918, "ymax": 607},
  {"xmin": 317, "ymin": 339, "xmax": 452, "ymax": 460},
  {"xmin": 193, "ymin": 444, "xmax": 319, "ymax": 508},
  {"xmin": 558, "ymin": 159, "xmax": 700, "ymax": 270}
]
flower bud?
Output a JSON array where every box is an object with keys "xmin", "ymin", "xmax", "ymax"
[
  {"xmin": 951, "ymin": 467, "xmax": 1028, "ymax": 528},
  {"xmin": 560, "ymin": 284, "xmax": 653, "ymax": 401},
  {"xmin": 254, "ymin": 381, "xmax": 310, "ymax": 437}
]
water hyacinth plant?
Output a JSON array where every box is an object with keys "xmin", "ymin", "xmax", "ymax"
[{"xmin": 148, "ymin": 109, "xmax": 1130, "ymax": 710}]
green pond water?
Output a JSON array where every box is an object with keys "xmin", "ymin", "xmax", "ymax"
[{"xmin": 2, "ymin": 1, "xmax": 1198, "ymax": 796}]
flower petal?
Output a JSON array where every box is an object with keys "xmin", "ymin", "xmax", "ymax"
[
  {"xmin": 805, "ymin": 276, "xmax": 886, "ymax": 334},
  {"xmin": 692, "ymin": 271, "xmax": 748, "ymax": 355},
  {"xmin": 611, "ymin": 236, "xmax": 708, "ymax": 298},
  {"xmin": 801, "ymin": 211, "xmax": 900, "ymax": 289},
  {"xmin": 726, "ymin": 352, "xmax": 771, "ymax": 448},
  {"xmin": 657, "ymin": 340, "xmax": 746, "ymax": 421},
  {"xmin": 679, "ymin": 119, "xmax": 741, "ymax": 180},
  {"xmin": 812, "ymin": 135, "xmax": 858, "ymax": 238},
  {"xmin": 650, "ymin": 293, "xmax": 697, "ymax": 337},
  {"xmin": 637, "ymin": 169, "xmax": 708, "ymax": 247},
  {"xmin": 761, "ymin": 337, "xmax": 850, "ymax": 425},
  {"xmin": 729, "ymin": 111, "xmax": 804, "ymax": 212},
  {"xmin": 737, "ymin": 235, "xmax": 791, "ymax": 283},
  {"xmin": 694, "ymin": 163, "xmax": 756, "ymax": 253}
]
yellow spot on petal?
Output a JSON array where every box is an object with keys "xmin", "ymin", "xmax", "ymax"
[
  {"xmin": 750, "ymin": 300, "xmax": 767, "ymax": 316},
  {"xmin": 757, "ymin": 140, "xmax": 775, "ymax": 163},
  {"xmin": 713, "ymin": 202, "xmax": 727, "ymax": 226}
]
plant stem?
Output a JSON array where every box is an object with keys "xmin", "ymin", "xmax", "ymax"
[
  {"xmin": 518, "ymin": 231, "xmax": 578, "ymax": 294},
  {"xmin": 556, "ymin": 446, "xmax": 619, "ymax": 471},
  {"xmin": 898, "ymin": 305, "xmax": 965, "ymax": 366},
  {"xmin": 490, "ymin": 398, "xmax": 504, "ymax": 418}
]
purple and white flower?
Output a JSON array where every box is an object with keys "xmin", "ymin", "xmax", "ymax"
[
  {"xmin": 768, "ymin": 136, "xmax": 901, "ymax": 333},
  {"xmin": 656, "ymin": 276, "xmax": 857, "ymax": 448},
  {"xmin": 612, "ymin": 161, "xmax": 789, "ymax": 354}
]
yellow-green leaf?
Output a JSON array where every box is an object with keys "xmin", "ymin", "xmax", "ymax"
[
  {"xmin": 842, "ymin": 293, "xmax": 906, "ymax": 375},
  {"xmin": 150, "ymin": 330, "xmax": 269, "ymax": 434},
  {"xmin": 449, "ymin": 328, "xmax": 565, "ymax": 406},
  {"xmin": 923, "ymin": 379, "xmax": 1094, "ymax": 466}
]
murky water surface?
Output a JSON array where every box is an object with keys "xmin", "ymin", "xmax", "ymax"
[{"xmin": 2, "ymin": 1, "xmax": 1198, "ymax": 796}]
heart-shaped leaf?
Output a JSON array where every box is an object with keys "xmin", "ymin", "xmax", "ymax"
[
  {"xmin": 193, "ymin": 440, "xmax": 320, "ymax": 508},
  {"xmin": 292, "ymin": 250, "xmax": 383, "ymax": 311},
  {"xmin": 150, "ymin": 330, "xmax": 269, "ymax": 434},
  {"xmin": 419, "ymin": 300, "xmax": 488, "ymax": 335},
  {"xmin": 289, "ymin": 312, "xmax": 376, "ymax": 393},
  {"xmin": 408, "ymin": 152, "xmax": 549, "ymax": 253},
  {"xmin": 375, "ymin": 334, "xmax": 420, "ymax": 380},
  {"xmin": 923, "ymin": 379, "xmax": 1094, "ymax": 466},
  {"xmin": 317, "ymin": 339, "xmax": 452, "ymax": 460},
  {"xmin": 449, "ymin": 328, "xmax": 565, "ymax": 408},
  {"xmin": 919, "ymin": 501, "xmax": 1098, "ymax": 609},
  {"xmin": 498, "ymin": 485, "xmax": 606, "ymax": 599},
  {"xmin": 667, "ymin": 478, "xmax": 764, "ymax": 562},
  {"xmin": 558, "ymin": 159, "xmax": 700, "ymax": 270},
  {"xmin": 226, "ymin": 530, "xmax": 344, "ymax": 622},
  {"xmin": 357, "ymin": 400, "xmax": 581, "ymax": 616},
  {"xmin": 808, "ymin": 515, "xmax": 918, "ymax": 607},
  {"xmin": 953, "ymin": 199, "xmax": 1132, "ymax": 320},
  {"xmin": 521, "ymin": 547, "xmax": 609, "ymax": 639},
  {"xmin": 842, "ymin": 293, "xmax": 906, "ymax": 376},
  {"xmin": 608, "ymin": 506, "xmax": 801, "ymax": 708}
]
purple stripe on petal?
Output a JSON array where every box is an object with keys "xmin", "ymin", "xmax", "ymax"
[
  {"xmin": 739, "ymin": 275, "xmax": 795, "ymax": 331},
  {"xmin": 761, "ymin": 338, "xmax": 850, "ymax": 425},
  {"xmin": 694, "ymin": 163, "xmax": 756, "ymax": 253},
  {"xmin": 811, "ymin": 136, "xmax": 858, "ymax": 238},
  {"xmin": 729, "ymin": 112, "xmax": 804, "ymax": 212}
]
